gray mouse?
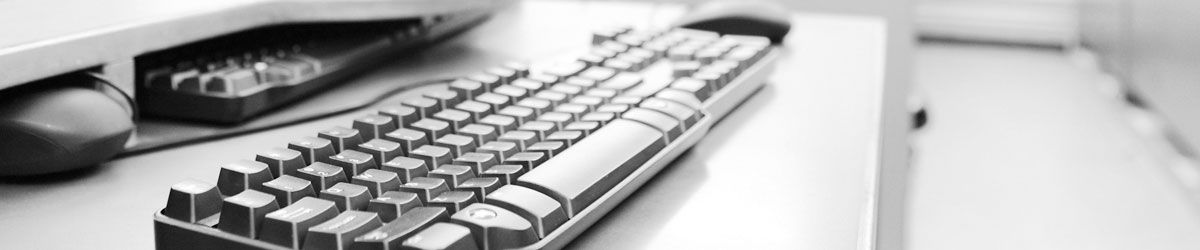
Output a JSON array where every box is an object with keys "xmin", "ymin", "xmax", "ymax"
[{"xmin": 0, "ymin": 80, "xmax": 133, "ymax": 176}]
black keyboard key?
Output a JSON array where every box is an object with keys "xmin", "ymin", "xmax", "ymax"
[
  {"xmin": 411, "ymin": 119, "xmax": 453, "ymax": 141},
  {"xmin": 318, "ymin": 126, "xmax": 365, "ymax": 152},
  {"xmin": 352, "ymin": 169, "xmax": 402, "ymax": 197},
  {"xmin": 216, "ymin": 160, "xmax": 274, "ymax": 195},
  {"xmin": 478, "ymin": 115, "xmax": 518, "ymax": 134},
  {"xmin": 324, "ymin": 149, "xmax": 377, "ymax": 176},
  {"xmin": 477, "ymin": 141, "xmax": 519, "ymax": 161},
  {"xmin": 260, "ymin": 197, "xmax": 340, "ymax": 249},
  {"xmin": 289, "ymin": 137, "xmax": 337, "ymax": 165},
  {"xmin": 303, "ymin": 211, "xmax": 383, "ymax": 250},
  {"xmin": 319, "ymin": 182, "xmax": 373, "ymax": 211},
  {"xmin": 433, "ymin": 109, "xmax": 474, "ymax": 131},
  {"xmin": 381, "ymin": 156, "xmax": 430, "ymax": 182},
  {"xmin": 503, "ymin": 152, "xmax": 548, "ymax": 170},
  {"xmin": 455, "ymin": 178, "xmax": 502, "ymax": 202},
  {"xmin": 450, "ymin": 203, "xmax": 538, "ymax": 250},
  {"xmin": 403, "ymin": 97, "xmax": 443, "ymax": 118},
  {"xmin": 456, "ymin": 124, "xmax": 498, "ymax": 146},
  {"xmin": 378, "ymin": 105, "xmax": 420, "ymax": 128},
  {"xmin": 435, "ymin": 134, "xmax": 477, "ymax": 158},
  {"xmin": 482, "ymin": 165, "xmax": 526, "ymax": 185},
  {"xmin": 163, "ymin": 180, "xmax": 222, "ymax": 223},
  {"xmin": 484, "ymin": 185, "xmax": 568, "ymax": 238},
  {"xmin": 296, "ymin": 162, "xmax": 348, "ymax": 190},
  {"xmin": 218, "ymin": 190, "xmax": 280, "ymax": 238},
  {"xmin": 428, "ymin": 165, "xmax": 477, "ymax": 188},
  {"xmin": 410, "ymin": 145, "xmax": 453, "ymax": 169},
  {"xmin": 357, "ymin": 139, "xmax": 403, "ymax": 166},
  {"xmin": 399, "ymin": 177, "xmax": 451, "ymax": 202},
  {"xmin": 353, "ymin": 114, "xmax": 398, "ymax": 140},
  {"xmin": 256, "ymin": 148, "xmax": 306, "ymax": 177},
  {"xmin": 429, "ymin": 191, "xmax": 479, "ymax": 213},
  {"xmin": 402, "ymin": 223, "xmax": 480, "ymax": 250},
  {"xmin": 526, "ymin": 141, "xmax": 566, "ymax": 157},
  {"xmin": 368, "ymin": 191, "xmax": 423, "ymax": 222},
  {"xmin": 452, "ymin": 152, "xmax": 499, "ymax": 175},
  {"xmin": 383, "ymin": 128, "xmax": 430, "ymax": 153},
  {"xmin": 622, "ymin": 108, "xmax": 683, "ymax": 142},
  {"xmin": 259, "ymin": 175, "xmax": 316, "ymax": 206},
  {"xmin": 514, "ymin": 119, "xmax": 665, "ymax": 217},
  {"xmin": 351, "ymin": 207, "xmax": 449, "ymax": 250}
]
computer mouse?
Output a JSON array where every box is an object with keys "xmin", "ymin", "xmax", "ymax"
[
  {"xmin": 675, "ymin": 0, "xmax": 792, "ymax": 44},
  {"xmin": 0, "ymin": 85, "xmax": 133, "ymax": 176}
]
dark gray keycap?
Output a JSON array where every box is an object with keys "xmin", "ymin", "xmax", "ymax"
[
  {"xmin": 399, "ymin": 177, "xmax": 451, "ymax": 202},
  {"xmin": 429, "ymin": 191, "xmax": 478, "ymax": 213},
  {"xmin": 357, "ymin": 139, "xmax": 403, "ymax": 166},
  {"xmin": 473, "ymin": 93, "xmax": 512, "ymax": 111},
  {"xmin": 411, "ymin": 119, "xmax": 453, "ymax": 140},
  {"xmin": 257, "ymin": 147, "xmax": 306, "ymax": 177},
  {"xmin": 467, "ymin": 73, "xmax": 502, "ymax": 91},
  {"xmin": 640, "ymin": 98, "xmax": 701, "ymax": 129},
  {"xmin": 478, "ymin": 115, "xmax": 518, "ymax": 134},
  {"xmin": 455, "ymin": 178, "xmax": 502, "ymax": 202},
  {"xmin": 368, "ymin": 191, "xmax": 423, "ymax": 222},
  {"xmin": 354, "ymin": 114, "xmax": 398, "ymax": 140},
  {"xmin": 654, "ymin": 88, "xmax": 704, "ymax": 110},
  {"xmin": 382, "ymin": 157, "xmax": 430, "ymax": 182},
  {"xmin": 526, "ymin": 141, "xmax": 566, "ymax": 157},
  {"xmin": 514, "ymin": 119, "xmax": 665, "ymax": 217},
  {"xmin": 324, "ymin": 149, "xmax": 377, "ymax": 176},
  {"xmin": 318, "ymin": 126, "xmax": 364, "ymax": 152},
  {"xmin": 565, "ymin": 121, "xmax": 602, "ymax": 136},
  {"xmin": 218, "ymin": 190, "xmax": 280, "ymax": 238},
  {"xmin": 424, "ymin": 90, "xmax": 465, "ymax": 110},
  {"xmin": 379, "ymin": 105, "xmax": 421, "ymax": 128},
  {"xmin": 428, "ymin": 165, "xmax": 477, "ymax": 188},
  {"xmin": 546, "ymin": 131, "xmax": 584, "ymax": 146},
  {"xmin": 217, "ymin": 160, "xmax": 274, "ymax": 195},
  {"xmin": 403, "ymin": 97, "xmax": 442, "ymax": 118},
  {"xmin": 449, "ymin": 79, "xmax": 485, "ymax": 98},
  {"xmin": 451, "ymin": 203, "xmax": 537, "ymax": 250},
  {"xmin": 163, "ymin": 180, "xmax": 222, "ymax": 223},
  {"xmin": 497, "ymin": 106, "xmax": 535, "ymax": 125},
  {"xmin": 320, "ymin": 182, "xmax": 373, "ymax": 211},
  {"xmin": 296, "ymin": 162, "xmax": 348, "ymax": 190},
  {"xmin": 484, "ymin": 185, "xmax": 568, "ymax": 238},
  {"xmin": 455, "ymin": 101, "xmax": 494, "ymax": 121},
  {"xmin": 435, "ymin": 134, "xmax": 477, "ymax": 158},
  {"xmin": 453, "ymin": 152, "xmax": 499, "ymax": 175},
  {"xmin": 503, "ymin": 152, "xmax": 548, "ymax": 170},
  {"xmin": 537, "ymin": 112, "xmax": 574, "ymax": 129},
  {"xmin": 410, "ymin": 145, "xmax": 453, "ymax": 169},
  {"xmin": 352, "ymin": 169, "xmax": 402, "ymax": 197},
  {"xmin": 434, "ymin": 109, "xmax": 474, "ymax": 131},
  {"xmin": 518, "ymin": 121, "xmax": 558, "ymax": 141},
  {"xmin": 477, "ymin": 141, "xmax": 519, "ymax": 163},
  {"xmin": 351, "ymin": 207, "xmax": 450, "ymax": 250},
  {"xmin": 598, "ymin": 72, "xmax": 643, "ymax": 92},
  {"xmin": 260, "ymin": 197, "xmax": 340, "ymax": 249},
  {"xmin": 515, "ymin": 98, "xmax": 552, "ymax": 115},
  {"xmin": 289, "ymin": 137, "xmax": 337, "ymax": 165},
  {"xmin": 497, "ymin": 131, "xmax": 537, "ymax": 150},
  {"xmin": 622, "ymin": 108, "xmax": 683, "ymax": 142},
  {"xmin": 259, "ymin": 175, "xmax": 317, "ymax": 206},
  {"xmin": 482, "ymin": 165, "xmax": 526, "ymax": 185},
  {"xmin": 383, "ymin": 128, "xmax": 430, "ymax": 153},
  {"xmin": 303, "ymin": 211, "xmax": 383, "ymax": 250},
  {"xmin": 456, "ymin": 124, "xmax": 498, "ymax": 146},
  {"xmin": 401, "ymin": 223, "xmax": 480, "ymax": 250}
]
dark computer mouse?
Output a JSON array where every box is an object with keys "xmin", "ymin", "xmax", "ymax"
[
  {"xmin": 0, "ymin": 84, "xmax": 134, "ymax": 176},
  {"xmin": 675, "ymin": 0, "xmax": 792, "ymax": 44}
]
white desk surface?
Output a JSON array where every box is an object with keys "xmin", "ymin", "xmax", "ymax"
[{"xmin": 0, "ymin": 1, "xmax": 892, "ymax": 249}]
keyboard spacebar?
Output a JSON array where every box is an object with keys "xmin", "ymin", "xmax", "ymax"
[{"xmin": 514, "ymin": 119, "xmax": 666, "ymax": 217}]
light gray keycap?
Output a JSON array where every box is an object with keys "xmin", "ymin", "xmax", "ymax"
[
  {"xmin": 622, "ymin": 108, "xmax": 683, "ymax": 143},
  {"xmin": 401, "ymin": 223, "xmax": 481, "ymax": 250},
  {"xmin": 640, "ymin": 98, "xmax": 701, "ymax": 129},
  {"xmin": 484, "ymin": 185, "xmax": 568, "ymax": 238}
]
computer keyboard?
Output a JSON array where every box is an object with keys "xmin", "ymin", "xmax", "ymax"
[{"xmin": 154, "ymin": 26, "xmax": 778, "ymax": 250}]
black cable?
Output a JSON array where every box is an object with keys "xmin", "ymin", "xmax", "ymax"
[
  {"xmin": 85, "ymin": 72, "xmax": 140, "ymax": 120},
  {"xmin": 114, "ymin": 78, "xmax": 453, "ymax": 157}
]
